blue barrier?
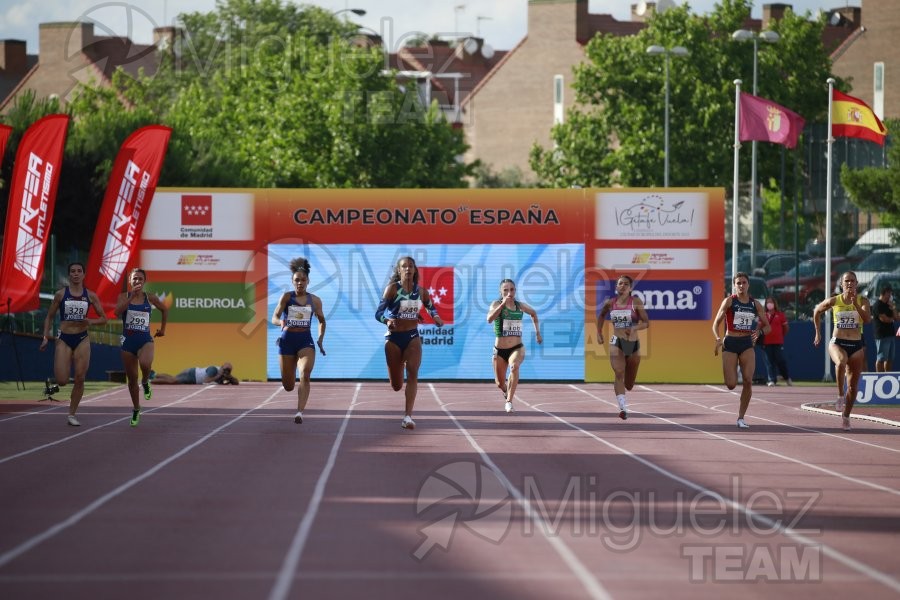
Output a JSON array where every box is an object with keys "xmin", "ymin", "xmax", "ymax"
[
  {"xmin": 756, "ymin": 321, "xmax": 884, "ymax": 382},
  {"xmin": 0, "ymin": 333, "xmax": 122, "ymax": 383}
]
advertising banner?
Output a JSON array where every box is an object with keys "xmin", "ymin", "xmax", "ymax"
[
  {"xmin": 140, "ymin": 187, "xmax": 723, "ymax": 382},
  {"xmin": 265, "ymin": 242, "xmax": 585, "ymax": 380},
  {"xmin": 855, "ymin": 372, "xmax": 900, "ymax": 405},
  {"xmin": 85, "ymin": 125, "xmax": 171, "ymax": 315},
  {"xmin": 0, "ymin": 115, "xmax": 69, "ymax": 312},
  {"xmin": 585, "ymin": 189, "xmax": 725, "ymax": 383},
  {"xmin": 0, "ymin": 124, "xmax": 11, "ymax": 161}
]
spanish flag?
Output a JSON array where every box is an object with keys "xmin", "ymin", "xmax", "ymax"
[{"xmin": 832, "ymin": 89, "xmax": 887, "ymax": 145}]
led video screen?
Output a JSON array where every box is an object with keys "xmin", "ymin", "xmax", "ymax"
[{"xmin": 266, "ymin": 243, "xmax": 586, "ymax": 380}]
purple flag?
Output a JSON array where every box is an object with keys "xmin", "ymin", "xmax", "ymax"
[{"xmin": 739, "ymin": 92, "xmax": 805, "ymax": 149}]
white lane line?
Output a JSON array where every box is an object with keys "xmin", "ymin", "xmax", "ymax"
[
  {"xmin": 577, "ymin": 384, "xmax": 900, "ymax": 496},
  {"xmin": 0, "ymin": 389, "xmax": 285, "ymax": 569},
  {"xmin": 542, "ymin": 385, "xmax": 900, "ymax": 594},
  {"xmin": 428, "ymin": 383, "xmax": 614, "ymax": 600},
  {"xmin": 0, "ymin": 568, "xmax": 602, "ymax": 584},
  {"xmin": 267, "ymin": 383, "xmax": 361, "ymax": 600},
  {"xmin": 0, "ymin": 386, "xmax": 220, "ymax": 465},
  {"xmin": 682, "ymin": 384, "xmax": 900, "ymax": 453},
  {"xmin": 0, "ymin": 388, "xmax": 126, "ymax": 422}
]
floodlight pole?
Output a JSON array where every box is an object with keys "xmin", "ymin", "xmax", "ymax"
[
  {"xmin": 647, "ymin": 45, "xmax": 689, "ymax": 188},
  {"xmin": 733, "ymin": 29, "xmax": 779, "ymax": 269}
]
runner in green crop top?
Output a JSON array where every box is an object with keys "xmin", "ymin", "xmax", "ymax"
[
  {"xmin": 813, "ymin": 270, "xmax": 872, "ymax": 431},
  {"xmin": 486, "ymin": 278, "xmax": 542, "ymax": 413}
]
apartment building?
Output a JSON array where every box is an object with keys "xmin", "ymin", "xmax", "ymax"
[
  {"xmin": 461, "ymin": 1, "xmax": 875, "ymax": 182},
  {"xmin": 0, "ymin": 21, "xmax": 177, "ymax": 113}
]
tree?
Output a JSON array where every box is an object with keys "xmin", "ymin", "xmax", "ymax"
[
  {"xmin": 0, "ymin": 83, "xmax": 163, "ymax": 252},
  {"xmin": 530, "ymin": 0, "xmax": 837, "ymax": 194},
  {"xmin": 1, "ymin": 0, "xmax": 474, "ymax": 257},
  {"xmin": 471, "ymin": 163, "xmax": 529, "ymax": 188},
  {"xmin": 840, "ymin": 120, "xmax": 899, "ymax": 230},
  {"xmin": 117, "ymin": 0, "xmax": 473, "ymax": 188}
]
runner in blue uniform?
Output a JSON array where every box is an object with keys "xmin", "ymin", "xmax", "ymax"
[
  {"xmin": 272, "ymin": 257, "xmax": 326, "ymax": 424},
  {"xmin": 39, "ymin": 262, "xmax": 107, "ymax": 426},
  {"xmin": 114, "ymin": 268, "xmax": 168, "ymax": 426},
  {"xmin": 712, "ymin": 272, "xmax": 770, "ymax": 429},
  {"xmin": 487, "ymin": 278, "xmax": 542, "ymax": 413},
  {"xmin": 375, "ymin": 256, "xmax": 443, "ymax": 429}
]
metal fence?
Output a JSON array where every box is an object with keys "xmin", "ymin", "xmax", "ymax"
[{"xmin": 3, "ymin": 306, "xmax": 123, "ymax": 346}]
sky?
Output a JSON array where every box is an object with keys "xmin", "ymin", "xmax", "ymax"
[{"xmin": 0, "ymin": 0, "xmax": 860, "ymax": 54}]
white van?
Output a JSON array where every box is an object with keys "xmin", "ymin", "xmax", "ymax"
[{"xmin": 847, "ymin": 228, "xmax": 899, "ymax": 258}]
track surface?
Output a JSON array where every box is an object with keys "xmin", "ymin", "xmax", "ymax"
[{"xmin": 1, "ymin": 382, "xmax": 898, "ymax": 599}]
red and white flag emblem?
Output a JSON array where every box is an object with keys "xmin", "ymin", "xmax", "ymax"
[
  {"xmin": 418, "ymin": 266, "xmax": 454, "ymax": 325},
  {"xmin": 182, "ymin": 195, "xmax": 212, "ymax": 226}
]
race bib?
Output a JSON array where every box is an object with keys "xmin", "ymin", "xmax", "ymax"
[
  {"xmin": 835, "ymin": 310, "xmax": 860, "ymax": 329},
  {"xmin": 732, "ymin": 309, "xmax": 756, "ymax": 331},
  {"xmin": 63, "ymin": 300, "xmax": 88, "ymax": 320},
  {"xmin": 285, "ymin": 305, "xmax": 312, "ymax": 328},
  {"xmin": 502, "ymin": 319, "xmax": 523, "ymax": 337},
  {"xmin": 398, "ymin": 299, "xmax": 421, "ymax": 320},
  {"xmin": 125, "ymin": 309, "xmax": 150, "ymax": 332},
  {"xmin": 610, "ymin": 309, "xmax": 633, "ymax": 329}
]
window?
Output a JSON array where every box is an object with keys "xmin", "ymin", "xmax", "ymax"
[
  {"xmin": 874, "ymin": 62, "xmax": 884, "ymax": 119},
  {"xmin": 553, "ymin": 75, "xmax": 564, "ymax": 124}
]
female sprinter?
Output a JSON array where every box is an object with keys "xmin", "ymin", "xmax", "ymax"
[
  {"xmin": 272, "ymin": 257, "xmax": 326, "ymax": 424},
  {"xmin": 486, "ymin": 278, "xmax": 542, "ymax": 413},
  {"xmin": 813, "ymin": 271, "xmax": 872, "ymax": 431},
  {"xmin": 712, "ymin": 272, "xmax": 770, "ymax": 429},
  {"xmin": 596, "ymin": 275, "xmax": 649, "ymax": 419},
  {"xmin": 375, "ymin": 256, "xmax": 443, "ymax": 429},
  {"xmin": 115, "ymin": 268, "xmax": 168, "ymax": 427},
  {"xmin": 40, "ymin": 262, "xmax": 107, "ymax": 426}
]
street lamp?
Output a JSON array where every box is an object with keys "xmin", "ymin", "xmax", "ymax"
[
  {"xmin": 732, "ymin": 28, "xmax": 779, "ymax": 268},
  {"xmin": 334, "ymin": 8, "xmax": 366, "ymax": 20},
  {"xmin": 646, "ymin": 45, "xmax": 689, "ymax": 187}
]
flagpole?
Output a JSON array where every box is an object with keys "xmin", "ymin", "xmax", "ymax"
[
  {"xmin": 732, "ymin": 79, "xmax": 742, "ymax": 281},
  {"xmin": 824, "ymin": 78, "xmax": 835, "ymax": 383}
]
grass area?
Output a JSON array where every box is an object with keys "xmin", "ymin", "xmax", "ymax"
[{"xmin": 0, "ymin": 381, "xmax": 122, "ymax": 402}]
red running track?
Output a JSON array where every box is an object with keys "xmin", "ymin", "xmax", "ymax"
[{"xmin": 0, "ymin": 382, "xmax": 898, "ymax": 600}]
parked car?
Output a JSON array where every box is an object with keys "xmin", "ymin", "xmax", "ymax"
[
  {"xmin": 724, "ymin": 275, "xmax": 769, "ymax": 301},
  {"xmin": 756, "ymin": 252, "xmax": 810, "ymax": 280},
  {"xmin": 724, "ymin": 241, "xmax": 751, "ymax": 261},
  {"xmin": 861, "ymin": 269, "xmax": 900, "ymax": 299},
  {"xmin": 725, "ymin": 250, "xmax": 799, "ymax": 278},
  {"xmin": 805, "ymin": 237, "xmax": 854, "ymax": 258},
  {"xmin": 767, "ymin": 256, "xmax": 859, "ymax": 311},
  {"xmin": 846, "ymin": 227, "xmax": 899, "ymax": 258},
  {"xmin": 834, "ymin": 247, "xmax": 900, "ymax": 293}
]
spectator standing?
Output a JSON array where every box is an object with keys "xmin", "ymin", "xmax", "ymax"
[
  {"xmin": 873, "ymin": 284, "xmax": 898, "ymax": 372},
  {"xmin": 761, "ymin": 296, "xmax": 792, "ymax": 386}
]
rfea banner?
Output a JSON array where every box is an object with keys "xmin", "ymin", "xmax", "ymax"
[
  {"xmin": 85, "ymin": 125, "xmax": 172, "ymax": 316},
  {"xmin": 0, "ymin": 115, "xmax": 69, "ymax": 313}
]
